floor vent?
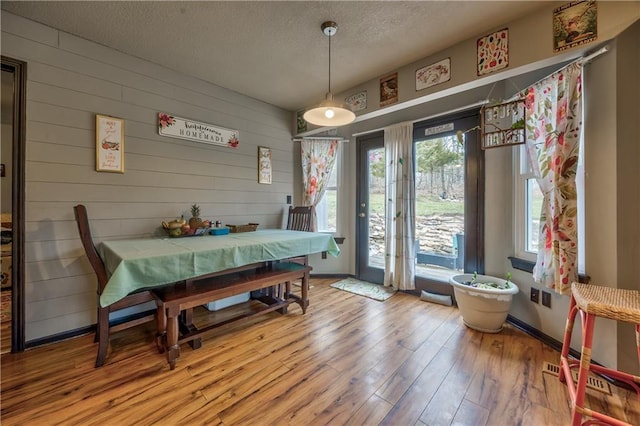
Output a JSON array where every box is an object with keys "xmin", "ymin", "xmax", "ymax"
[{"xmin": 542, "ymin": 361, "xmax": 612, "ymax": 395}]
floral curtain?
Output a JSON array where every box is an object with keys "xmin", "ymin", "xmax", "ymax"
[
  {"xmin": 524, "ymin": 62, "xmax": 582, "ymax": 294},
  {"xmin": 384, "ymin": 122, "xmax": 415, "ymax": 291},
  {"xmin": 301, "ymin": 139, "xmax": 340, "ymax": 231}
]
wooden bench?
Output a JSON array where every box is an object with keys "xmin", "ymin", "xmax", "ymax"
[{"xmin": 153, "ymin": 261, "xmax": 312, "ymax": 370}]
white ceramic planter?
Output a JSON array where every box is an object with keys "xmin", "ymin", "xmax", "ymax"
[{"xmin": 450, "ymin": 274, "xmax": 519, "ymax": 333}]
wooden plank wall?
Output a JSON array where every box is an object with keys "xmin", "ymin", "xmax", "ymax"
[{"xmin": 1, "ymin": 12, "xmax": 295, "ymax": 342}]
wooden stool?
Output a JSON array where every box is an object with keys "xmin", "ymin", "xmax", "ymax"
[{"xmin": 559, "ymin": 282, "xmax": 640, "ymax": 425}]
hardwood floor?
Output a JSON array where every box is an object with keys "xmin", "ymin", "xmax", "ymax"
[{"xmin": 1, "ymin": 279, "xmax": 638, "ymax": 425}]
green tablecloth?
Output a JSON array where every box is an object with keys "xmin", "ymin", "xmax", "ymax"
[{"xmin": 97, "ymin": 229, "xmax": 340, "ymax": 307}]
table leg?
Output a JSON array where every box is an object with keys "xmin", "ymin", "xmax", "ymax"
[
  {"xmin": 166, "ymin": 308, "xmax": 180, "ymax": 370},
  {"xmin": 301, "ymin": 270, "xmax": 310, "ymax": 314},
  {"xmin": 155, "ymin": 304, "xmax": 167, "ymax": 354}
]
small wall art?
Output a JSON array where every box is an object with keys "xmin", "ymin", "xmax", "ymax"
[
  {"xmin": 477, "ymin": 28, "xmax": 509, "ymax": 76},
  {"xmin": 553, "ymin": 1, "xmax": 597, "ymax": 52},
  {"xmin": 96, "ymin": 114, "xmax": 124, "ymax": 173},
  {"xmin": 296, "ymin": 110, "xmax": 307, "ymax": 134},
  {"xmin": 345, "ymin": 91, "xmax": 367, "ymax": 112},
  {"xmin": 416, "ymin": 58, "xmax": 451, "ymax": 91},
  {"xmin": 380, "ymin": 73, "xmax": 398, "ymax": 107},
  {"xmin": 258, "ymin": 146, "xmax": 272, "ymax": 184}
]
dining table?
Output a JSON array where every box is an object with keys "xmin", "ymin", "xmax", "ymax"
[{"xmin": 97, "ymin": 229, "xmax": 340, "ymax": 307}]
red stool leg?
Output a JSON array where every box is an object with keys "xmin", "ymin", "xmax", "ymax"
[
  {"xmin": 571, "ymin": 312, "xmax": 596, "ymax": 426},
  {"xmin": 560, "ymin": 294, "xmax": 579, "ymax": 384}
]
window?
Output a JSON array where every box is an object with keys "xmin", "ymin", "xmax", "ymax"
[
  {"xmin": 315, "ymin": 144, "xmax": 340, "ymax": 233},
  {"xmin": 514, "ymin": 144, "xmax": 585, "ymax": 273}
]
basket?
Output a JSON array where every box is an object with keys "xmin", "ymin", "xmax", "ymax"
[{"xmin": 226, "ymin": 223, "xmax": 259, "ymax": 233}]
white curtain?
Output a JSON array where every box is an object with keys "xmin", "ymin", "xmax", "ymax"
[
  {"xmin": 301, "ymin": 139, "xmax": 340, "ymax": 231},
  {"xmin": 384, "ymin": 122, "xmax": 415, "ymax": 290}
]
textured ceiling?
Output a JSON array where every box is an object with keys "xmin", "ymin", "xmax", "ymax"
[{"xmin": 2, "ymin": 1, "xmax": 549, "ymax": 112}]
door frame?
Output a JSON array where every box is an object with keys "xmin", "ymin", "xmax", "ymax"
[
  {"xmin": 2, "ymin": 56, "xmax": 27, "ymax": 352},
  {"xmin": 354, "ymin": 110, "xmax": 484, "ymax": 293}
]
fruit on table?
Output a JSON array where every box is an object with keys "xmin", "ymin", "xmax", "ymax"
[
  {"xmin": 169, "ymin": 228, "xmax": 182, "ymax": 237},
  {"xmin": 162, "ymin": 215, "xmax": 187, "ymax": 230},
  {"xmin": 189, "ymin": 204, "xmax": 203, "ymax": 229}
]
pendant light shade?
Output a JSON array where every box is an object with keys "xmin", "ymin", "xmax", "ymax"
[{"xmin": 303, "ymin": 21, "xmax": 355, "ymax": 127}]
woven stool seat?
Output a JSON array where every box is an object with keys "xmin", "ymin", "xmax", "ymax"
[
  {"xmin": 560, "ymin": 282, "xmax": 640, "ymax": 425},
  {"xmin": 572, "ymin": 283, "xmax": 640, "ymax": 324}
]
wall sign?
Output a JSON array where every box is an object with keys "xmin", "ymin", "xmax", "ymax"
[
  {"xmin": 416, "ymin": 58, "xmax": 451, "ymax": 91},
  {"xmin": 158, "ymin": 112, "xmax": 239, "ymax": 148},
  {"xmin": 345, "ymin": 91, "xmax": 367, "ymax": 112},
  {"xmin": 480, "ymin": 100, "xmax": 525, "ymax": 149},
  {"xmin": 258, "ymin": 146, "xmax": 272, "ymax": 184},
  {"xmin": 96, "ymin": 114, "xmax": 124, "ymax": 173},
  {"xmin": 424, "ymin": 123, "xmax": 454, "ymax": 137}
]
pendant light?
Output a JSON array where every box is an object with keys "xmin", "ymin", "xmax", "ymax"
[{"xmin": 303, "ymin": 21, "xmax": 356, "ymax": 127}]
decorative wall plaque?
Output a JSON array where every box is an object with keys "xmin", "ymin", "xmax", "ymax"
[
  {"xmin": 477, "ymin": 29, "xmax": 509, "ymax": 76},
  {"xmin": 553, "ymin": 0, "xmax": 597, "ymax": 52},
  {"xmin": 480, "ymin": 100, "xmax": 525, "ymax": 149},
  {"xmin": 379, "ymin": 73, "xmax": 398, "ymax": 107},
  {"xmin": 416, "ymin": 58, "xmax": 451, "ymax": 91},
  {"xmin": 345, "ymin": 91, "xmax": 367, "ymax": 112}
]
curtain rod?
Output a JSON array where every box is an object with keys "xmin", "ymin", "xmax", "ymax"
[
  {"xmin": 505, "ymin": 45, "xmax": 610, "ymax": 102},
  {"xmin": 581, "ymin": 45, "xmax": 609, "ymax": 63},
  {"xmin": 351, "ymin": 100, "xmax": 488, "ymax": 138},
  {"xmin": 291, "ymin": 137, "xmax": 350, "ymax": 142}
]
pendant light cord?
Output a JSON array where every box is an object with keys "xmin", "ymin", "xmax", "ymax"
[{"xmin": 327, "ymin": 31, "xmax": 332, "ymax": 94}]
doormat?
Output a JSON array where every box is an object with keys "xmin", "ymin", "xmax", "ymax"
[
  {"xmin": 542, "ymin": 361, "xmax": 611, "ymax": 395},
  {"xmin": 330, "ymin": 278, "xmax": 396, "ymax": 301},
  {"xmin": 0, "ymin": 291, "xmax": 10, "ymax": 323}
]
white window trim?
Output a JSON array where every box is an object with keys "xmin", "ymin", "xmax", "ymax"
[{"xmin": 513, "ymin": 145, "xmax": 537, "ymax": 262}]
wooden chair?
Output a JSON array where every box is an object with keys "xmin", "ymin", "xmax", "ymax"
[
  {"xmin": 559, "ymin": 282, "xmax": 640, "ymax": 425},
  {"xmin": 279, "ymin": 205, "xmax": 315, "ymax": 299},
  {"xmin": 286, "ymin": 205, "xmax": 314, "ymax": 232},
  {"xmin": 74, "ymin": 204, "xmax": 158, "ymax": 367}
]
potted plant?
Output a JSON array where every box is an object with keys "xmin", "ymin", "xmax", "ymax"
[{"xmin": 449, "ymin": 272, "xmax": 519, "ymax": 333}]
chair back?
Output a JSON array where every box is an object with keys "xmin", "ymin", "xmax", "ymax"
[
  {"xmin": 286, "ymin": 206, "xmax": 314, "ymax": 232},
  {"xmin": 74, "ymin": 204, "xmax": 109, "ymax": 293}
]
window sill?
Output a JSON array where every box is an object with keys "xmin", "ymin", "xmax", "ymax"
[{"xmin": 508, "ymin": 256, "xmax": 591, "ymax": 284}]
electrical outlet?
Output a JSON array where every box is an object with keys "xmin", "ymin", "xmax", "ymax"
[
  {"xmin": 542, "ymin": 291, "xmax": 551, "ymax": 308},
  {"xmin": 530, "ymin": 287, "xmax": 540, "ymax": 303}
]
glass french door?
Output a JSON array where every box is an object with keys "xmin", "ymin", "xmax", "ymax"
[
  {"xmin": 355, "ymin": 112, "xmax": 483, "ymax": 290},
  {"xmin": 355, "ymin": 132, "xmax": 385, "ymax": 283}
]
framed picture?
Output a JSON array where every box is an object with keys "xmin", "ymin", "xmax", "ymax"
[
  {"xmin": 553, "ymin": 1, "xmax": 597, "ymax": 52},
  {"xmin": 96, "ymin": 114, "xmax": 124, "ymax": 173},
  {"xmin": 380, "ymin": 72, "xmax": 398, "ymax": 107},
  {"xmin": 258, "ymin": 146, "xmax": 272, "ymax": 184},
  {"xmin": 416, "ymin": 58, "xmax": 451, "ymax": 91},
  {"xmin": 477, "ymin": 28, "xmax": 509, "ymax": 76}
]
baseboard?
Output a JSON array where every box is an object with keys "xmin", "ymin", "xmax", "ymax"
[
  {"xmin": 24, "ymin": 309, "xmax": 156, "ymax": 350},
  {"xmin": 25, "ymin": 325, "xmax": 95, "ymax": 349}
]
